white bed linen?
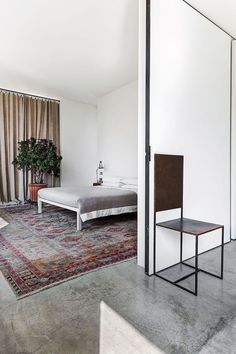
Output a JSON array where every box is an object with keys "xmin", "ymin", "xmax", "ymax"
[{"xmin": 81, "ymin": 205, "xmax": 137, "ymax": 222}]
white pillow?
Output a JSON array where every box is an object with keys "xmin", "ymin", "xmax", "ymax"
[
  {"xmin": 103, "ymin": 176, "xmax": 122, "ymax": 183},
  {"xmin": 121, "ymin": 184, "xmax": 138, "ymax": 192},
  {"xmin": 121, "ymin": 177, "xmax": 138, "ymax": 186},
  {"xmin": 102, "ymin": 181, "xmax": 122, "ymax": 188}
]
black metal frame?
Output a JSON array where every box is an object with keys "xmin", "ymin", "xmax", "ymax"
[
  {"xmin": 145, "ymin": 0, "xmax": 151, "ymax": 275},
  {"xmin": 154, "ymin": 225, "xmax": 224, "ymax": 296}
]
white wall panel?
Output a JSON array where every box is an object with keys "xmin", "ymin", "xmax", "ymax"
[
  {"xmin": 97, "ymin": 81, "xmax": 138, "ymax": 178},
  {"xmin": 137, "ymin": 0, "xmax": 147, "ymax": 267},
  {"xmin": 149, "ymin": 0, "xmax": 231, "ymax": 271},
  {"xmin": 231, "ymin": 41, "xmax": 236, "ymax": 239},
  {"xmin": 60, "ymin": 99, "xmax": 97, "ymax": 187}
]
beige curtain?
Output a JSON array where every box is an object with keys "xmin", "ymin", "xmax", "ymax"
[{"xmin": 0, "ymin": 91, "xmax": 60, "ymax": 203}]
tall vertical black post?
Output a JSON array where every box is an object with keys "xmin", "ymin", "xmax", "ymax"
[{"xmin": 145, "ymin": 0, "xmax": 151, "ymax": 274}]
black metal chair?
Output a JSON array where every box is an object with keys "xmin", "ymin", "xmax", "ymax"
[{"xmin": 154, "ymin": 154, "xmax": 224, "ymax": 296}]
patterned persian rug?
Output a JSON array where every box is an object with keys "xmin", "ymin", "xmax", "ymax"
[{"xmin": 0, "ymin": 205, "xmax": 137, "ymax": 298}]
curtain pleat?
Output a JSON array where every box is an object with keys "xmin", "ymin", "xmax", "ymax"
[{"xmin": 0, "ymin": 91, "xmax": 60, "ymax": 203}]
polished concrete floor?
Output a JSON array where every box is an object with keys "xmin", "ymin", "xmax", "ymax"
[{"xmin": 1, "ymin": 242, "xmax": 236, "ymax": 354}]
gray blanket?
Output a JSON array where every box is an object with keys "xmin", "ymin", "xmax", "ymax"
[{"xmin": 38, "ymin": 187, "xmax": 137, "ymax": 214}]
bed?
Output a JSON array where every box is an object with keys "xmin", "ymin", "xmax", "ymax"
[{"xmin": 38, "ymin": 185, "xmax": 137, "ymax": 231}]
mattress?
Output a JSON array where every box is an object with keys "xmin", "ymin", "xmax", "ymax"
[{"xmin": 38, "ymin": 186, "xmax": 137, "ymax": 222}]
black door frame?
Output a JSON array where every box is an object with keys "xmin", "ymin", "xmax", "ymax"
[{"xmin": 145, "ymin": 0, "xmax": 151, "ymax": 275}]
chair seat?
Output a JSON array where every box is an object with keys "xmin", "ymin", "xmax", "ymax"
[{"xmin": 156, "ymin": 217, "xmax": 222, "ymax": 236}]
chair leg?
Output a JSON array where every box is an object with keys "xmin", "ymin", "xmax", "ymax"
[
  {"xmin": 154, "ymin": 213, "xmax": 156, "ymax": 275},
  {"xmin": 180, "ymin": 232, "xmax": 183, "ymax": 263},
  {"xmin": 221, "ymin": 226, "xmax": 224, "ymax": 279},
  {"xmin": 195, "ymin": 237, "xmax": 198, "ymax": 296}
]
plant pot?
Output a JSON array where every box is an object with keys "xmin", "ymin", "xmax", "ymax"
[{"xmin": 29, "ymin": 183, "xmax": 47, "ymax": 202}]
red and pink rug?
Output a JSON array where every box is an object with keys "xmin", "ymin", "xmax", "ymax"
[{"xmin": 0, "ymin": 205, "xmax": 137, "ymax": 298}]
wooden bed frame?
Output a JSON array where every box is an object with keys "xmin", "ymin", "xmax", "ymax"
[{"xmin": 38, "ymin": 197, "xmax": 82, "ymax": 231}]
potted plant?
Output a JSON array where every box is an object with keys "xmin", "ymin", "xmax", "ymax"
[{"xmin": 13, "ymin": 137, "xmax": 62, "ymax": 202}]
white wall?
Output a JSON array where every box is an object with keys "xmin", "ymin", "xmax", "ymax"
[
  {"xmin": 97, "ymin": 81, "xmax": 138, "ymax": 178},
  {"xmin": 232, "ymin": 40, "xmax": 236, "ymax": 239},
  {"xmin": 151, "ymin": 0, "xmax": 231, "ymax": 271},
  {"xmin": 60, "ymin": 98, "xmax": 97, "ymax": 187},
  {"xmin": 137, "ymin": 0, "xmax": 146, "ymax": 267},
  {"xmin": 138, "ymin": 0, "xmax": 231, "ymax": 271},
  {"xmin": 61, "ymin": 81, "xmax": 138, "ymax": 188}
]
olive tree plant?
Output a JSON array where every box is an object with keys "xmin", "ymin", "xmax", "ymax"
[{"xmin": 12, "ymin": 137, "xmax": 62, "ymax": 184}]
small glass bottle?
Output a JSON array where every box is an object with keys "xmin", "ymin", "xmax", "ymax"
[{"xmin": 96, "ymin": 161, "xmax": 104, "ymax": 183}]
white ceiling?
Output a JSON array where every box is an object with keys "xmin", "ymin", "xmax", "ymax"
[
  {"xmin": 0, "ymin": 0, "xmax": 138, "ymax": 104},
  {"xmin": 186, "ymin": 0, "xmax": 236, "ymax": 39},
  {"xmin": 1, "ymin": 0, "xmax": 235, "ymax": 105}
]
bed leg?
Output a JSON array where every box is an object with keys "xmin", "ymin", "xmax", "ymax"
[
  {"xmin": 77, "ymin": 213, "xmax": 82, "ymax": 231},
  {"xmin": 38, "ymin": 199, "xmax": 42, "ymax": 214}
]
